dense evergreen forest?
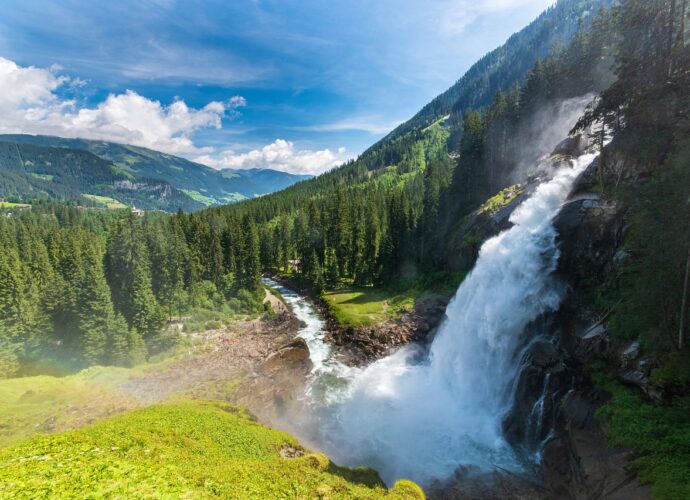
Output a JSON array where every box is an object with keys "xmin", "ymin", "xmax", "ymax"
[
  {"xmin": 210, "ymin": 0, "xmax": 690, "ymax": 370},
  {"xmin": 205, "ymin": 1, "xmax": 620, "ymax": 288},
  {"xmin": 0, "ymin": 0, "xmax": 687, "ymax": 385},
  {"xmin": 0, "ymin": 203, "xmax": 265, "ymax": 377}
]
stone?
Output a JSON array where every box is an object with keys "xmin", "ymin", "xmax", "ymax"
[
  {"xmin": 530, "ymin": 341, "xmax": 560, "ymax": 370},
  {"xmin": 619, "ymin": 340, "xmax": 640, "ymax": 368},
  {"xmin": 561, "ymin": 392, "xmax": 594, "ymax": 429}
]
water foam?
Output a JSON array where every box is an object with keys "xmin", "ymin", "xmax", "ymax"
[{"xmin": 312, "ymin": 152, "xmax": 597, "ymax": 485}]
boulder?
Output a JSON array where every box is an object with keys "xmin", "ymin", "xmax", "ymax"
[
  {"xmin": 619, "ymin": 340, "xmax": 640, "ymax": 368},
  {"xmin": 233, "ymin": 337, "xmax": 313, "ymax": 424}
]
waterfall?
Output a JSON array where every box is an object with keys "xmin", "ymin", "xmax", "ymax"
[{"xmin": 312, "ymin": 150, "xmax": 598, "ymax": 486}]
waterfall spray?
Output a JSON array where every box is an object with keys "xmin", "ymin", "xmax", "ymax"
[{"xmin": 310, "ymin": 150, "xmax": 599, "ymax": 486}]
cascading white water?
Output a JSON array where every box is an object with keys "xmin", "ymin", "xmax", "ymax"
[{"xmin": 309, "ymin": 151, "xmax": 598, "ymax": 486}]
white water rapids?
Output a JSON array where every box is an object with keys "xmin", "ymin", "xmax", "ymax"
[{"xmin": 265, "ymin": 148, "xmax": 597, "ymax": 486}]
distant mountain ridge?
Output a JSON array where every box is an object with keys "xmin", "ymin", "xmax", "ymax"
[{"xmin": 0, "ymin": 134, "xmax": 311, "ymax": 211}]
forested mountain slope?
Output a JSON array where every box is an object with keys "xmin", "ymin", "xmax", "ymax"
[
  {"xmin": 0, "ymin": 134, "xmax": 311, "ymax": 210},
  {"xmin": 208, "ymin": 0, "xmax": 617, "ymax": 288},
  {"xmin": 379, "ymin": 0, "xmax": 614, "ymax": 143},
  {"xmin": 0, "ymin": 140, "xmax": 204, "ymax": 211},
  {"xmin": 214, "ymin": 0, "xmax": 611, "ymax": 213}
]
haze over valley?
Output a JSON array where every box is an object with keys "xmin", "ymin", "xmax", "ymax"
[{"xmin": 0, "ymin": 1, "xmax": 688, "ymax": 498}]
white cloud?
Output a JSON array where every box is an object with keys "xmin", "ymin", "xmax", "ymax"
[
  {"xmin": 227, "ymin": 95, "xmax": 247, "ymax": 108},
  {"xmin": 0, "ymin": 56, "xmax": 243, "ymax": 155},
  {"xmin": 439, "ymin": 0, "xmax": 554, "ymax": 36},
  {"xmin": 196, "ymin": 139, "xmax": 348, "ymax": 175}
]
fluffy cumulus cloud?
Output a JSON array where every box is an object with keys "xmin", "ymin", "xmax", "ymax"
[
  {"xmin": 196, "ymin": 139, "xmax": 348, "ymax": 175},
  {"xmin": 0, "ymin": 56, "xmax": 243, "ymax": 155},
  {"xmin": 0, "ymin": 56, "xmax": 348, "ymax": 173}
]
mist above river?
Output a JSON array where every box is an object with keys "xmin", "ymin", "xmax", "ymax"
[{"xmin": 270, "ymin": 149, "xmax": 599, "ymax": 487}]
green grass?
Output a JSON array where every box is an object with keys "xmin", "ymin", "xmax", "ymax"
[
  {"xmin": 420, "ymin": 114, "xmax": 450, "ymax": 133},
  {"xmin": 180, "ymin": 189, "xmax": 218, "ymax": 206},
  {"xmin": 0, "ymin": 367, "xmax": 136, "ymax": 448},
  {"xmin": 110, "ymin": 166, "xmax": 136, "ymax": 179},
  {"xmin": 479, "ymin": 184, "xmax": 524, "ymax": 216},
  {"xmin": 323, "ymin": 272, "xmax": 463, "ymax": 327},
  {"xmin": 0, "ymin": 401, "xmax": 423, "ymax": 499},
  {"xmin": 29, "ymin": 173, "xmax": 54, "ymax": 182},
  {"xmin": 594, "ymin": 370, "xmax": 690, "ymax": 499},
  {"xmin": 0, "ymin": 201, "xmax": 30, "ymax": 209},
  {"xmin": 324, "ymin": 287, "xmax": 404, "ymax": 326},
  {"xmin": 83, "ymin": 194, "xmax": 127, "ymax": 209},
  {"xmin": 221, "ymin": 192, "xmax": 248, "ymax": 203}
]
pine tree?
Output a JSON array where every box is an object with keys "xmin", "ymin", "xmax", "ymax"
[
  {"xmin": 77, "ymin": 246, "xmax": 115, "ymax": 365},
  {"xmin": 208, "ymin": 230, "xmax": 224, "ymax": 286},
  {"xmin": 238, "ymin": 215, "xmax": 261, "ymax": 292},
  {"xmin": 129, "ymin": 240, "xmax": 163, "ymax": 343},
  {"xmin": 308, "ymin": 248, "xmax": 325, "ymax": 294},
  {"xmin": 324, "ymin": 245, "xmax": 340, "ymax": 285}
]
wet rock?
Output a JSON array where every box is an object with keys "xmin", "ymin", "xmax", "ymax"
[
  {"xmin": 260, "ymin": 337, "xmax": 312, "ymax": 375},
  {"xmin": 531, "ymin": 340, "xmax": 561, "ymax": 370},
  {"xmin": 573, "ymin": 322, "xmax": 609, "ymax": 363},
  {"xmin": 554, "ymin": 196, "xmax": 623, "ymax": 288},
  {"xmin": 503, "ymin": 339, "xmax": 573, "ymax": 447},
  {"xmin": 619, "ymin": 340, "xmax": 640, "ymax": 368},
  {"xmin": 616, "ymin": 368, "xmax": 664, "ymax": 404},
  {"xmin": 325, "ymin": 296, "xmax": 449, "ymax": 365},
  {"xmin": 569, "ymin": 156, "xmax": 600, "ymax": 197},
  {"xmin": 427, "ymin": 466, "xmax": 548, "ymax": 500},
  {"xmin": 552, "ymin": 134, "xmax": 587, "ymax": 159},
  {"xmin": 636, "ymin": 356, "xmax": 654, "ymax": 376},
  {"xmin": 561, "ymin": 392, "xmax": 594, "ymax": 429},
  {"xmin": 613, "ymin": 249, "xmax": 630, "ymax": 264},
  {"xmin": 233, "ymin": 337, "xmax": 313, "ymax": 424}
]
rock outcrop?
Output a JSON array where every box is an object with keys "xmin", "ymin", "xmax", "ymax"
[
  {"xmin": 506, "ymin": 137, "xmax": 654, "ymax": 499},
  {"xmin": 325, "ymin": 296, "xmax": 448, "ymax": 364},
  {"xmin": 234, "ymin": 337, "xmax": 313, "ymax": 425}
]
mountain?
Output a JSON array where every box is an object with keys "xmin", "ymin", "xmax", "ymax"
[
  {"xmin": 379, "ymin": 0, "xmax": 614, "ymax": 144},
  {"xmin": 0, "ymin": 134, "xmax": 311, "ymax": 210},
  {"xmin": 207, "ymin": 0, "xmax": 612, "ymax": 218}
]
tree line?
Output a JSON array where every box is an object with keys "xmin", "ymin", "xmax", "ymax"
[
  {"xmin": 0, "ymin": 203, "xmax": 264, "ymax": 378},
  {"xmin": 205, "ymin": 3, "xmax": 619, "ymax": 291}
]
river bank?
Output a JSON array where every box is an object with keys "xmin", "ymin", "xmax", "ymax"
[{"xmin": 266, "ymin": 273, "xmax": 451, "ymax": 365}]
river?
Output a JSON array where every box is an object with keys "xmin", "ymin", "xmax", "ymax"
[{"xmin": 261, "ymin": 146, "xmax": 600, "ymax": 488}]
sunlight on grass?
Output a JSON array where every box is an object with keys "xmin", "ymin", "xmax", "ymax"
[{"xmin": 0, "ymin": 401, "xmax": 424, "ymax": 499}]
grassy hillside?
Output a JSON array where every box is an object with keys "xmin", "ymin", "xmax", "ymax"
[
  {"xmin": 0, "ymin": 139, "xmax": 202, "ymax": 211},
  {"xmin": 0, "ymin": 135, "xmax": 311, "ymax": 209},
  {"xmin": 0, "ymin": 400, "xmax": 423, "ymax": 499},
  {"xmin": 0, "ymin": 367, "xmax": 136, "ymax": 448}
]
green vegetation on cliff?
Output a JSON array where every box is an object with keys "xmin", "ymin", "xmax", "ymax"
[
  {"xmin": 594, "ymin": 373, "xmax": 690, "ymax": 499},
  {"xmin": 0, "ymin": 400, "xmax": 423, "ymax": 499}
]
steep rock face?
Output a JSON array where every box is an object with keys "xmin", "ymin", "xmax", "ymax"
[{"xmin": 505, "ymin": 141, "xmax": 653, "ymax": 498}]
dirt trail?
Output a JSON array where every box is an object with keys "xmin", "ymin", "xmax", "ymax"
[{"xmin": 264, "ymin": 288, "xmax": 289, "ymax": 315}]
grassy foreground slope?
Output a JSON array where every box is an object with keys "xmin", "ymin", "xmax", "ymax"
[{"xmin": 0, "ymin": 400, "xmax": 423, "ymax": 499}]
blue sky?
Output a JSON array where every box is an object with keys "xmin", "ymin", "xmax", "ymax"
[{"xmin": 0, "ymin": 0, "xmax": 555, "ymax": 174}]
